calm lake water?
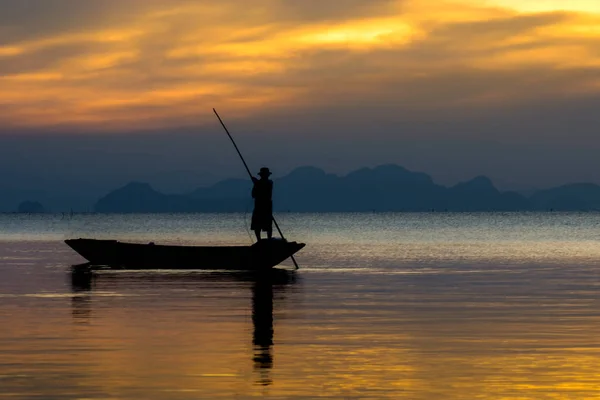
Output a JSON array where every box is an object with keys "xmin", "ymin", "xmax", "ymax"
[{"xmin": 1, "ymin": 212, "xmax": 600, "ymax": 399}]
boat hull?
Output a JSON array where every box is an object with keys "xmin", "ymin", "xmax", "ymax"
[{"xmin": 65, "ymin": 238, "xmax": 305, "ymax": 270}]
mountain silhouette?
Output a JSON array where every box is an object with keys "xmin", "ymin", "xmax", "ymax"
[
  {"xmin": 446, "ymin": 176, "xmax": 532, "ymax": 211},
  {"xmin": 17, "ymin": 200, "xmax": 45, "ymax": 213},
  {"xmin": 189, "ymin": 178, "xmax": 251, "ymax": 200},
  {"xmin": 530, "ymin": 183, "xmax": 600, "ymax": 211},
  {"xmin": 272, "ymin": 164, "xmax": 446, "ymax": 211},
  {"xmin": 95, "ymin": 181, "xmax": 247, "ymax": 213},
  {"xmin": 93, "ymin": 165, "xmax": 600, "ymax": 213},
  {"xmin": 94, "ymin": 165, "xmax": 544, "ymax": 213}
]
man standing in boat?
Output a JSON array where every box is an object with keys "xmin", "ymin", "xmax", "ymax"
[{"xmin": 251, "ymin": 167, "xmax": 273, "ymax": 241}]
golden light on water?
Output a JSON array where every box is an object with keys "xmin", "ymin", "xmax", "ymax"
[
  {"xmin": 0, "ymin": 0, "xmax": 599, "ymax": 129},
  {"xmin": 5, "ymin": 267, "xmax": 600, "ymax": 398},
  {"xmin": 2, "ymin": 213, "xmax": 600, "ymax": 397}
]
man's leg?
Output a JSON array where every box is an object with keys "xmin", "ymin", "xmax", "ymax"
[
  {"xmin": 254, "ymin": 230, "xmax": 261, "ymax": 241},
  {"xmin": 266, "ymin": 229, "xmax": 272, "ymax": 240}
]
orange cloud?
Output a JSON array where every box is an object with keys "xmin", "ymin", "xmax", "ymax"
[{"xmin": 0, "ymin": 0, "xmax": 599, "ymax": 130}]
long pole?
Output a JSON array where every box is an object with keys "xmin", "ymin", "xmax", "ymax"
[{"xmin": 213, "ymin": 108, "xmax": 299, "ymax": 270}]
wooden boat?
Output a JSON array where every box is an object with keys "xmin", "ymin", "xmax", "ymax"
[{"xmin": 65, "ymin": 238, "xmax": 305, "ymax": 270}]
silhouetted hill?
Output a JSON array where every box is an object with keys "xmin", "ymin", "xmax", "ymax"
[
  {"xmin": 94, "ymin": 165, "xmax": 540, "ymax": 213},
  {"xmin": 17, "ymin": 201, "xmax": 45, "ymax": 213},
  {"xmin": 95, "ymin": 165, "xmax": 600, "ymax": 213},
  {"xmin": 190, "ymin": 178, "xmax": 251, "ymax": 200},
  {"xmin": 95, "ymin": 182, "xmax": 247, "ymax": 213},
  {"xmin": 447, "ymin": 176, "xmax": 531, "ymax": 211},
  {"xmin": 530, "ymin": 183, "xmax": 600, "ymax": 211}
]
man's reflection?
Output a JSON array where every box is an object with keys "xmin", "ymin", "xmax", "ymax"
[
  {"xmin": 251, "ymin": 270, "xmax": 297, "ymax": 387},
  {"xmin": 70, "ymin": 267, "xmax": 93, "ymax": 323},
  {"xmin": 252, "ymin": 278, "xmax": 274, "ymax": 386}
]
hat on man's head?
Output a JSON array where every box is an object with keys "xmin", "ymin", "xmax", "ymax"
[{"xmin": 258, "ymin": 167, "xmax": 272, "ymax": 176}]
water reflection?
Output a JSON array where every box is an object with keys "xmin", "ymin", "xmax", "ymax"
[
  {"xmin": 68, "ymin": 267, "xmax": 297, "ymax": 387},
  {"xmin": 70, "ymin": 267, "xmax": 93, "ymax": 323},
  {"xmin": 252, "ymin": 279, "xmax": 274, "ymax": 386}
]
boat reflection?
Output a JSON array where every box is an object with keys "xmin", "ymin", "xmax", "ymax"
[{"xmin": 69, "ymin": 266, "xmax": 298, "ymax": 387}]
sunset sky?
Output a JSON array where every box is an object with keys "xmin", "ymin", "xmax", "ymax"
[{"xmin": 1, "ymin": 0, "xmax": 600, "ymax": 204}]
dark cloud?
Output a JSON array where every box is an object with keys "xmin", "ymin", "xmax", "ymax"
[
  {"xmin": 0, "ymin": 42, "xmax": 96, "ymax": 75},
  {"xmin": 430, "ymin": 12, "xmax": 569, "ymax": 41},
  {"xmin": 0, "ymin": 0, "xmax": 126, "ymax": 44},
  {"xmin": 271, "ymin": 0, "xmax": 400, "ymax": 22}
]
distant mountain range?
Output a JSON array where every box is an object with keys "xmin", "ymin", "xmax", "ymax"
[{"xmin": 94, "ymin": 164, "xmax": 600, "ymax": 212}]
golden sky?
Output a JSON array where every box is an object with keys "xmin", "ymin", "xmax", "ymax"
[{"xmin": 0, "ymin": 0, "xmax": 599, "ymax": 130}]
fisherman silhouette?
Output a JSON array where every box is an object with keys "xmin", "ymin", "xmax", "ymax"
[{"xmin": 251, "ymin": 167, "xmax": 273, "ymax": 241}]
